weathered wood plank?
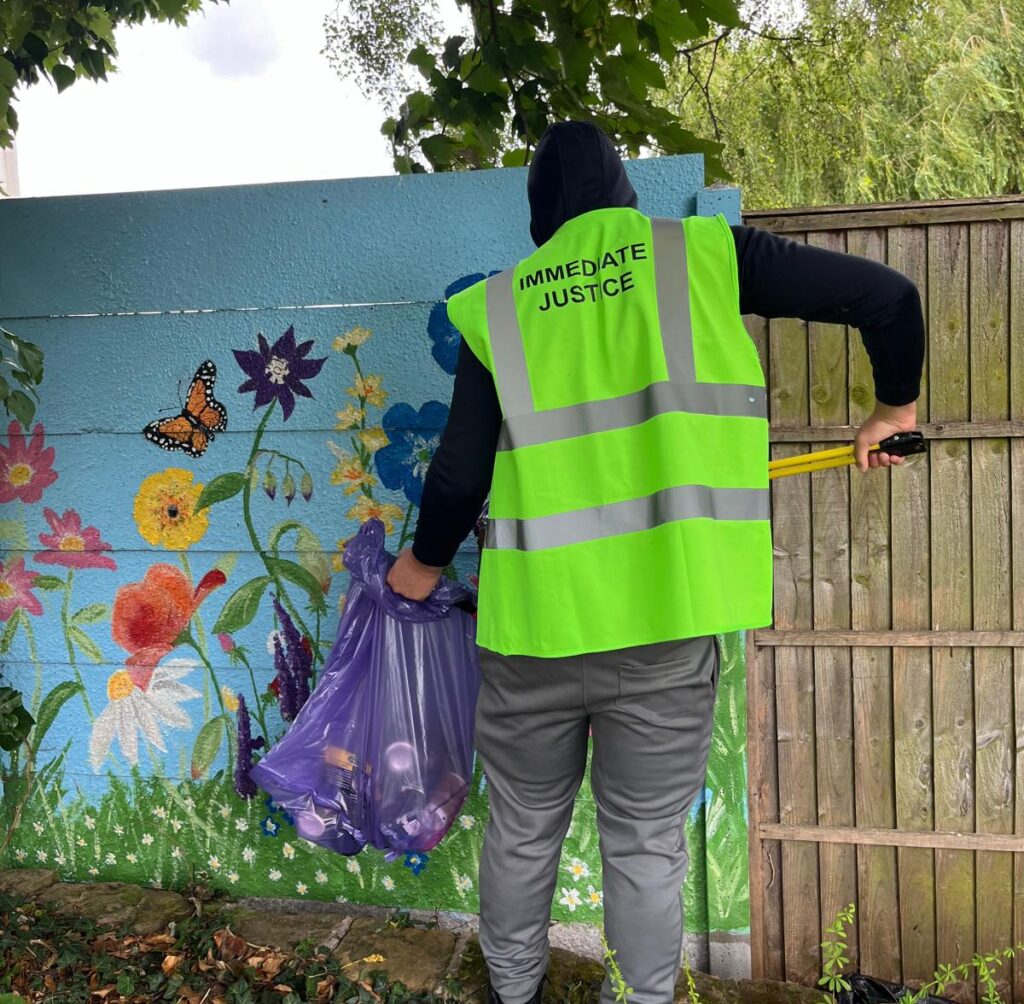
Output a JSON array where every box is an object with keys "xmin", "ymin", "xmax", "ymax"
[
  {"xmin": 969, "ymin": 220, "xmax": 1014, "ymax": 1001},
  {"xmin": 928, "ymin": 222, "xmax": 976, "ymax": 1003},
  {"xmin": 759, "ymin": 825, "xmax": 1024, "ymax": 853},
  {"xmin": 769, "ymin": 231, "xmax": 821, "ymax": 985},
  {"xmin": 847, "ymin": 227, "xmax": 900, "ymax": 981},
  {"xmin": 743, "ymin": 196, "xmax": 1024, "ymax": 233},
  {"xmin": 1010, "ymin": 218, "xmax": 1024, "ymax": 1004},
  {"xmin": 753, "ymin": 630, "xmax": 1024, "ymax": 648},
  {"xmin": 886, "ymin": 224, "xmax": 936, "ymax": 987}
]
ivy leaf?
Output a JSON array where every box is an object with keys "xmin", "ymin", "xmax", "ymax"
[
  {"xmin": 191, "ymin": 715, "xmax": 226, "ymax": 780},
  {"xmin": 212, "ymin": 576, "xmax": 272, "ymax": 635},
  {"xmin": 195, "ymin": 472, "xmax": 246, "ymax": 513}
]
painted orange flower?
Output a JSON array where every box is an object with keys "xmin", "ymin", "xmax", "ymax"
[
  {"xmin": 347, "ymin": 374, "xmax": 387, "ymax": 408},
  {"xmin": 347, "ymin": 496, "xmax": 405, "ymax": 534},
  {"xmin": 330, "ymin": 452, "xmax": 376, "ymax": 495},
  {"xmin": 112, "ymin": 563, "xmax": 225, "ymax": 686}
]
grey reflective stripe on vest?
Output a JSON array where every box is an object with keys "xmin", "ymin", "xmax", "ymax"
[
  {"xmin": 486, "ymin": 267, "xmax": 534, "ymax": 416},
  {"xmin": 651, "ymin": 217, "xmax": 696, "ymax": 383},
  {"xmin": 485, "ymin": 483, "xmax": 770, "ymax": 551}
]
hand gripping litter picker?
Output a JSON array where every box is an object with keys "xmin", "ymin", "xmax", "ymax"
[{"xmin": 768, "ymin": 431, "xmax": 927, "ymax": 480}]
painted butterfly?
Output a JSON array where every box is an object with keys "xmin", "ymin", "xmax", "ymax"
[{"xmin": 143, "ymin": 360, "xmax": 228, "ymax": 458}]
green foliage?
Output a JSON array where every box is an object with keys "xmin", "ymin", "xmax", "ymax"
[
  {"xmin": 601, "ymin": 934, "xmax": 635, "ymax": 1004},
  {"xmin": 670, "ymin": 0, "xmax": 1024, "ymax": 207},
  {"xmin": 0, "ymin": 0, "xmax": 226, "ymax": 148},
  {"xmin": 0, "ymin": 329, "xmax": 43, "ymax": 430},
  {"xmin": 325, "ymin": 0, "xmax": 742, "ymax": 174},
  {"xmin": 0, "ymin": 685, "xmax": 33, "ymax": 753},
  {"xmin": 818, "ymin": 902, "xmax": 855, "ymax": 999}
]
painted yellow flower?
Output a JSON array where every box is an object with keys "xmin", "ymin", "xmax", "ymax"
[
  {"xmin": 333, "ymin": 326, "xmax": 372, "ymax": 352},
  {"xmin": 133, "ymin": 468, "xmax": 209, "ymax": 550},
  {"xmin": 348, "ymin": 374, "xmax": 387, "ymax": 408},
  {"xmin": 335, "ymin": 403, "xmax": 364, "ymax": 430},
  {"xmin": 332, "ymin": 538, "xmax": 347, "ymax": 573},
  {"xmin": 221, "ymin": 687, "xmax": 239, "ymax": 713},
  {"xmin": 359, "ymin": 427, "xmax": 389, "ymax": 453},
  {"xmin": 331, "ymin": 454, "xmax": 377, "ymax": 495},
  {"xmin": 347, "ymin": 496, "xmax": 405, "ymax": 534}
]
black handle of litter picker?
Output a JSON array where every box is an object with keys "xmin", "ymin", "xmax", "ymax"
[{"xmin": 877, "ymin": 431, "xmax": 927, "ymax": 457}]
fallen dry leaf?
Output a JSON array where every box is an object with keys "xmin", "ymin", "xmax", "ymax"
[
  {"xmin": 213, "ymin": 927, "xmax": 248, "ymax": 960},
  {"xmin": 273, "ymin": 985, "xmax": 295, "ymax": 994},
  {"xmin": 162, "ymin": 953, "xmax": 183, "ymax": 975}
]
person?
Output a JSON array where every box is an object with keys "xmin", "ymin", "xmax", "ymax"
[{"xmin": 387, "ymin": 120, "xmax": 924, "ymax": 1004}]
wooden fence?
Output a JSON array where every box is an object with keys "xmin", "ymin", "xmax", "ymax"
[{"xmin": 741, "ymin": 196, "xmax": 1024, "ymax": 1002}]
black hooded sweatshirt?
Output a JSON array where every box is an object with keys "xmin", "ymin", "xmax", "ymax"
[{"xmin": 410, "ymin": 121, "xmax": 924, "ymax": 568}]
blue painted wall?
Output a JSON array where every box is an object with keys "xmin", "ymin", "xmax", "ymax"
[{"xmin": 0, "ymin": 157, "xmax": 749, "ymax": 936}]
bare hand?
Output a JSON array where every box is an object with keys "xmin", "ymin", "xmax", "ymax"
[
  {"xmin": 387, "ymin": 548, "xmax": 443, "ymax": 601},
  {"xmin": 853, "ymin": 401, "xmax": 918, "ymax": 473}
]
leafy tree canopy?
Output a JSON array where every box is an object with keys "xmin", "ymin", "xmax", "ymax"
[
  {"xmin": 325, "ymin": 0, "xmax": 747, "ymax": 177},
  {"xmin": 0, "ymin": 0, "xmax": 225, "ymax": 148}
]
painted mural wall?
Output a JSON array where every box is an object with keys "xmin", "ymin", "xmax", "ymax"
[{"xmin": 0, "ymin": 160, "xmax": 750, "ymax": 938}]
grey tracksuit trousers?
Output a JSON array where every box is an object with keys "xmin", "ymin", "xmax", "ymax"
[{"xmin": 475, "ymin": 633, "xmax": 721, "ymax": 1004}]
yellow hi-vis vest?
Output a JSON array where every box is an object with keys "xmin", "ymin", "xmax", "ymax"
[{"xmin": 446, "ymin": 206, "xmax": 773, "ymax": 657}]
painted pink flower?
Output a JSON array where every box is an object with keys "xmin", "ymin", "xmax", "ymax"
[
  {"xmin": 218, "ymin": 633, "xmax": 236, "ymax": 653},
  {"xmin": 0, "ymin": 558, "xmax": 43, "ymax": 620},
  {"xmin": 0, "ymin": 422, "xmax": 58, "ymax": 504},
  {"xmin": 35, "ymin": 508, "xmax": 117, "ymax": 571}
]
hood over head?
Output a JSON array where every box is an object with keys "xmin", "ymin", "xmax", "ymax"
[{"xmin": 527, "ymin": 121, "xmax": 638, "ymax": 247}]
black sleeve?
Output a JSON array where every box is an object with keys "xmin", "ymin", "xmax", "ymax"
[
  {"xmin": 730, "ymin": 224, "xmax": 925, "ymax": 407},
  {"xmin": 410, "ymin": 338, "xmax": 501, "ymax": 567}
]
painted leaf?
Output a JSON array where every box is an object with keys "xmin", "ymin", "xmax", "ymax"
[
  {"xmin": 267, "ymin": 519, "xmax": 302, "ymax": 554},
  {"xmin": 267, "ymin": 558, "xmax": 327, "ymax": 613},
  {"xmin": 214, "ymin": 552, "xmax": 238, "ymax": 577},
  {"xmin": 195, "ymin": 472, "xmax": 246, "ymax": 513},
  {"xmin": 0, "ymin": 607, "xmax": 22, "ymax": 654},
  {"xmin": 191, "ymin": 715, "xmax": 226, "ymax": 779},
  {"xmin": 33, "ymin": 574, "xmax": 64, "ymax": 591},
  {"xmin": 295, "ymin": 527, "xmax": 331, "ymax": 594},
  {"xmin": 31, "ymin": 679, "xmax": 84, "ymax": 749},
  {"xmin": 72, "ymin": 603, "xmax": 110, "ymax": 625},
  {"xmin": 0, "ymin": 518, "xmax": 28, "ymax": 550},
  {"xmin": 212, "ymin": 576, "xmax": 272, "ymax": 635},
  {"xmin": 71, "ymin": 627, "xmax": 103, "ymax": 664}
]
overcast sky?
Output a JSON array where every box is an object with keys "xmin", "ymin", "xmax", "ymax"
[{"xmin": 14, "ymin": 0, "xmax": 466, "ymax": 198}]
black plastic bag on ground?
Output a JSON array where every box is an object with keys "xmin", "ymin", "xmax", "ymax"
[{"xmin": 833, "ymin": 974, "xmax": 957, "ymax": 1004}]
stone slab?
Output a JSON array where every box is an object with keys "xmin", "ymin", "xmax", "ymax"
[
  {"xmin": 0, "ymin": 868, "xmax": 58, "ymax": 901},
  {"xmin": 226, "ymin": 907, "xmax": 348, "ymax": 951},
  {"xmin": 35, "ymin": 881, "xmax": 190, "ymax": 934},
  {"xmin": 335, "ymin": 916, "xmax": 457, "ymax": 993}
]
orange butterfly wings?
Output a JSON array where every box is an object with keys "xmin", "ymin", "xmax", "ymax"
[{"xmin": 143, "ymin": 360, "xmax": 228, "ymax": 458}]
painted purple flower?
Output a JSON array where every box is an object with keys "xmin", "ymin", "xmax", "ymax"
[
  {"xmin": 233, "ymin": 693, "xmax": 265, "ymax": 800},
  {"xmin": 269, "ymin": 596, "xmax": 313, "ymax": 720},
  {"xmin": 375, "ymin": 400, "xmax": 449, "ymax": 506},
  {"xmin": 233, "ymin": 326, "xmax": 326, "ymax": 421}
]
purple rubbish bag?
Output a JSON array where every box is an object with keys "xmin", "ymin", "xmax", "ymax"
[{"xmin": 250, "ymin": 518, "xmax": 480, "ymax": 859}]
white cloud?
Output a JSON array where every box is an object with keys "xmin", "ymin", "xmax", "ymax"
[{"xmin": 12, "ymin": 0, "xmax": 412, "ymax": 196}]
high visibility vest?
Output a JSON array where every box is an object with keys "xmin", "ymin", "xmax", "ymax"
[{"xmin": 446, "ymin": 206, "xmax": 773, "ymax": 657}]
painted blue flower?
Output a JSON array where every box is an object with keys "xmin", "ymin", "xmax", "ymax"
[
  {"xmin": 428, "ymin": 272, "xmax": 502, "ymax": 374},
  {"xmin": 403, "ymin": 852, "xmax": 429, "ymax": 876},
  {"xmin": 375, "ymin": 400, "xmax": 450, "ymax": 506},
  {"xmin": 261, "ymin": 816, "xmax": 280, "ymax": 837}
]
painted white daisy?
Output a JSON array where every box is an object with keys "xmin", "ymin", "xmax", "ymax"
[
  {"xmin": 127, "ymin": 853, "xmax": 138, "ymax": 864},
  {"xmin": 208, "ymin": 856, "xmax": 221, "ymax": 871},
  {"xmin": 35, "ymin": 849, "xmax": 47, "ymax": 863},
  {"xmin": 14, "ymin": 849, "xmax": 26, "ymax": 861},
  {"xmin": 282, "ymin": 841, "xmax": 295, "ymax": 860},
  {"xmin": 170, "ymin": 819, "xmax": 183, "ymax": 833},
  {"xmin": 346, "ymin": 858, "xmax": 361, "ymax": 874},
  {"xmin": 141, "ymin": 833, "xmax": 154, "ymax": 846},
  {"xmin": 559, "ymin": 887, "xmax": 581, "ymax": 912},
  {"xmin": 84, "ymin": 815, "xmax": 95, "ymax": 830},
  {"xmin": 113, "ymin": 824, "xmax": 124, "ymax": 836},
  {"xmin": 88, "ymin": 866, "xmax": 98, "ymax": 876},
  {"xmin": 269, "ymin": 868, "xmax": 282, "ymax": 881},
  {"xmin": 586, "ymin": 885, "xmax": 603, "ymax": 908},
  {"xmin": 228, "ymin": 872, "xmax": 240, "ymax": 884},
  {"xmin": 54, "ymin": 852, "xmax": 66, "ymax": 866},
  {"xmin": 171, "ymin": 847, "xmax": 182, "ymax": 860},
  {"xmin": 381, "ymin": 876, "xmax": 395, "ymax": 891},
  {"xmin": 153, "ymin": 806, "xmax": 168, "ymax": 820},
  {"xmin": 458, "ymin": 815, "xmax": 475, "ymax": 829},
  {"xmin": 335, "ymin": 894, "xmax": 348, "ymax": 904},
  {"xmin": 75, "ymin": 837, "xmax": 86, "ymax": 848},
  {"xmin": 296, "ymin": 882, "xmax": 309, "ymax": 895},
  {"xmin": 151, "ymin": 879, "xmax": 162, "ymax": 889},
  {"xmin": 219, "ymin": 804, "xmax": 231, "ymax": 819},
  {"xmin": 567, "ymin": 858, "xmax": 590, "ymax": 880},
  {"xmin": 105, "ymin": 852, "xmax": 117, "ymax": 866},
  {"xmin": 32, "ymin": 821, "xmax": 43, "ymax": 834},
  {"xmin": 456, "ymin": 874, "xmax": 473, "ymax": 894},
  {"xmin": 315, "ymin": 869, "xmax": 329, "ymax": 885},
  {"xmin": 89, "ymin": 659, "xmax": 202, "ymax": 771},
  {"xmin": 184, "ymin": 797, "xmax": 195, "ymax": 810},
  {"xmin": 242, "ymin": 846, "xmax": 256, "ymax": 864},
  {"xmin": 235, "ymin": 819, "xmax": 249, "ymax": 832}
]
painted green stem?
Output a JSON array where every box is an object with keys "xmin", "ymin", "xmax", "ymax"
[
  {"xmin": 235, "ymin": 648, "xmax": 270, "ymax": 741},
  {"xmin": 61, "ymin": 570, "xmax": 94, "ymax": 720}
]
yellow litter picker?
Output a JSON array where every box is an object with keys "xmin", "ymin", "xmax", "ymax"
[{"xmin": 768, "ymin": 431, "xmax": 927, "ymax": 480}]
